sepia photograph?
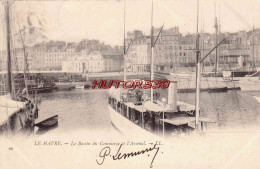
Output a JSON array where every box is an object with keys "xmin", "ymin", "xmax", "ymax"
[{"xmin": 0, "ymin": 0, "xmax": 260, "ymax": 168}]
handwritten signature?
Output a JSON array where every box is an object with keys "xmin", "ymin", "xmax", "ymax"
[{"xmin": 96, "ymin": 143, "xmax": 160, "ymax": 168}]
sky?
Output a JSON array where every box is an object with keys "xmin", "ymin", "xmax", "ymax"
[{"xmin": 0, "ymin": 0, "xmax": 260, "ymax": 47}]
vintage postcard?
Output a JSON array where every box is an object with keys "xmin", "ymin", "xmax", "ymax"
[{"xmin": 0, "ymin": 0, "xmax": 260, "ymax": 168}]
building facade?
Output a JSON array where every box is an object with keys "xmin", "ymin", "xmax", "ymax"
[
  {"xmin": 62, "ymin": 49, "xmax": 123, "ymax": 73},
  {"xmin": 125, "ymin": 27, "xmax": 260, "ymax": 73},
  {"xmin": 0, "ymin": 29, "xmax": 260, "ymax": 73}
]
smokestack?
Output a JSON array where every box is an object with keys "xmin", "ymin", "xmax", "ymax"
[{"xmin": 168, "ymin": 80, "xmax": 177, "ymax": 111}]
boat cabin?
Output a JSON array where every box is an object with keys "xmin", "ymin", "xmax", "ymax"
[{"xmin": 108, "ymin": 80, "xmax": 197, "ymax": 136}]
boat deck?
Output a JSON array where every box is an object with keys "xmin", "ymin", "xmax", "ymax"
[
  {"xmin": 160, "ymin": 117, "xmax": 195, "ymax": 126},
  {"xmin": 124, "ymin": 102, "xmax": 146, "ymax": 112},
  {"xmin": 0, "ymin": 96, "xmax": 25, "ymax": 126},
  {"xmin": 161, "ymin": 116, "xmax": 216, "ymax": 126}
]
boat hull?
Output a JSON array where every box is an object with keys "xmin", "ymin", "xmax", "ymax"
[
  {"xmin": 108, "ymin": 104, "xmax": 157, "ymax": 138},
  {"xmin": 54, "ymin": 83, "xmax": 75, "ymax": 91},
  {"xmin": 75, "ymin": 85, "xmax": 84, "ymax": 89},
  {"xmin": 240, "ymin": 80, "xmax": 260, "ymax": 91},
  {"xmin": 35, "ymin": 115, "xmax": 58, "ymax": 129},
  {"xmin": 208, "ymin": 87, "xmax": 228, "ymax": 93},
  {"xmin": 240, "ymin": 82, "xmax": 260, "ymax": 91},
  {"xmin": 28, "ymin": 86, "xmax": 53, "ymax": 94},
  {"xmin": 0, "ymin": 109, "xmax": 35, "ymax": 136},
  {"xmin": 223, "ymin": 70, "xmax": 259, "ymax": 78},
  {"xmin": 253, "ymin": 96, "xmax": 260, "ymax": 103}
]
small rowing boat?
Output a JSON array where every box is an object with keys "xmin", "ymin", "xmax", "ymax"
[
  {"xmin": 75, "ymin": 84, "xmax": 84, "ymax": 89},
  {"xmin": 35, "ymin": 115, "xmax": 58, "ymax": 129}
]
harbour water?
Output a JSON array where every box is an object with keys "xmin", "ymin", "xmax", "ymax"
[{"xmin": 35, "ymin": 89, "xmax": 260, "ymax": 135}]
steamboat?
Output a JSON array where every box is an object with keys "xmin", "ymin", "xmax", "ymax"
[
  {"xmin": 107, "ymin": 0, "xmax": 220, "ymax": 137},
  {"xmin": 108, "ymin": 81, "xmax": 197, "ymax": 137}
]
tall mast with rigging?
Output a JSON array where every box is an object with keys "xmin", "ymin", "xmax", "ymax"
[
  {"xmin": 150, "ymin": 0, "xmax": 154, "ymax": 101},
  {"xmin": 218, "ymin": 1, "xmax": 221, "ymax": 68},
  {"xmin": 214, "ymin": 0, "xmax": 218, "ymax": 76},
  {"xmin": 195, "ymin": 0, "xmax": 201, "ymax": 129},
  {"xmin": 122, "ymin": 0, "xmax": 133, "ymax": 81},
  {"xmin": 195, "ymin": 0, "xmax": 226, "ymax": 130},
  {"xmin": 252, "ymin": 25, "xmax": 255, "ymax": 68},
  {"xmin": 4, "ymin": 0, "xmax": 13, "ymax": 97},
  {"xmin": 149, "ymin": 0, "xmax": 164, "ymax": 102},
  {"xmin": 201, "ymin": 5, "xmax": 204, "ymax": 73},
  {"xmin": 123, "ymin": 0, "xmax": 126, "ymax": 81}
]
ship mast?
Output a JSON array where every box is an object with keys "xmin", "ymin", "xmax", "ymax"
[
  {"xmin": 195, "ymin": 0, "xmax": 201, "ymax": 129},
  {"xmin": 252, "ymin": 25, "xmax": 255, "ymax": 68},
  {"xmin": 149, "ymin": 0, "xmax": 164, "ymax": 102},
  {"xmin": 150, "ymin": 0, "xmax": 154, "ymax": 101},
  {"xmin": 123, "ymin": 0, "xmax": 126, "ymax": 81},
  {"xmin": 218, "ymin": 2, "xmax": 222, "ymax": 69},
  {"xmin": 122, "ymin": 0, "xmax": 132, "ymax": 81},
  {"xmin": 214, "ymin": 0, "xmax": 218, "ymax": 76},
  {"xmin": 201, "ymin": 6, "xmax": 204, "ymax": 73},
  {"xmin": 4, "ymin": 0, "xmax": 13, "ymax": 98},
  {"xmin": 195, "ymin": 0, "xmax": 226, "ymax": 130}
]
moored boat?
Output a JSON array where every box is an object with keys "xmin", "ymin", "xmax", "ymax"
[
  {"xmin": 75, "ymin": 84, "xmax": 85, "ymax": 89},
  {"xmin": 108, "ymin": 0, "xmax": 220, "ymax": 138},
  {"xmin": 0, "ymin": 95, "xmax": 38, "ymax": 136},
  {"xmin": 239, "ymin": 79, "xmax": 260, "ymax": 91},
  {"xmin": 208, "ymin": 86, "xmax": 228, "ymax": 93},
  {"xmin": 27, "ymin": 83, "xmax": 53, "ymax": 94},
  {"xmin": 54, "ymin": 82, "xmax": 75, "ymax": 91},
  {"xmin": 35, "ymin": 115, "xmax": 58, "ymax": 129},
  {"xmin": 0, "ymin": 1, "xmax": 38, "ymax": 137},
  {"xmin": 108, "ymin": 81, "xmax": 197, "ymax": 137},
  {"xmin": 223, "ymin": 70, "xmax": 259, "ymax": 79}
]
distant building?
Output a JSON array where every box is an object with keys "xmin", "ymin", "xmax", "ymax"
[
  {"xmin": 62, "ymin": 55, "xmax": 83, "ymax": 73},
  {"xmin": 62, "ymin": 49, "xmax": 123, "ymax": 73},
  {"xmin": 125, "ymin": 26, "xmax": 260, "ymax": 73},
  {"xmin": 101, "ymin": 49, "xmax": 124, "ymax": 72},
  {"xmin": 126, "ymin": 38, "xmax": 150, "ymax": 72},
  {"xmin": 45, "ymin": 47, "xmax": 67, "ymax": 71},
  {"xmin": 126, "ymin": 27, "xmax": 181, "ymax": 72},
  {"xmin": 1, "ymin": 28, "xmax": 260, "ymax": 73}
]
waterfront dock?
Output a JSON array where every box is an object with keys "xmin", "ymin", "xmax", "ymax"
[{"xmin": 0, "ymin": 70, "xmax": 242, "ymax": 93}]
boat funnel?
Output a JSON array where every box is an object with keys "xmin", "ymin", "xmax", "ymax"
[{"xmin": 168, "ymin": 80, "xmax": 177, "ymax": 111}]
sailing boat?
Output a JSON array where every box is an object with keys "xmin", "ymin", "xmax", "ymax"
[
  {"xmin": 205, "ymin": 1, "xmax": 228, "ymax": 93},
  {"xmin": 238, "ymin": 26, "xmax": 260, "ymax": 91},
  {"xmin": 0, "ymin": 1, "xmax": 38, "ymax": 136}
]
